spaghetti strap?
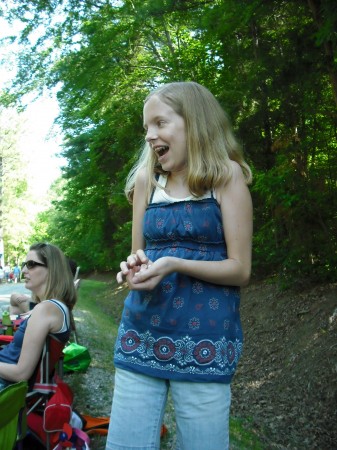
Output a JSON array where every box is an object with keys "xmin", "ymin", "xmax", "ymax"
[{"xmin": 149, "ymin": 173, "xmax": 160, "ymax": 204}]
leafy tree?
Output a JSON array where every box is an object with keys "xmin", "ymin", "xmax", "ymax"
[
  {"xmin": 1, "ymin": 0, "xmax": 336, "ymax": 281},
  {"xmin": 0, "ymin": 109, "xmax": 32, "ymax": 265}
]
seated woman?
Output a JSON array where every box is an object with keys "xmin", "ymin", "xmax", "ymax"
[{"xmin": 0, "ymin": 243, "xmax": 77, "ymax": 391}]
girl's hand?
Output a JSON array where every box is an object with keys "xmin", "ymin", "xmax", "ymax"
[
  {"xmin": 116, "ymin": 249, "xmax": 150, "ymax": 284},
  {"xmin": 126, "ymin": 257, "xmax": 174, "ymax": 291}
]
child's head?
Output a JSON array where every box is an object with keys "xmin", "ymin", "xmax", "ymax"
[
  {"xmin": 145, "ymin": 82, "xmax": 232, "ymax": 151},
  {"xmin": 126, "ymin": 82, "xmax": 252, "ymax": 201}
]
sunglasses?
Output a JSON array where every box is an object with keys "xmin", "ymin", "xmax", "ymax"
[{"xmin": 22, "ymin": 260, "xmax": 47, "ymax": 270}]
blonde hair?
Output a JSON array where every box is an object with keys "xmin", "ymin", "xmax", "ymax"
[
  {"xmin": 29, "ymin": 243, "xmax": 77, "ymax": 310},
  {"xmin": 125, "ymin": 81, "xmax": 252, "ymax": 202}
]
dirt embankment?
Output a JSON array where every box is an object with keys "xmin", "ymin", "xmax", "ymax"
[
  {"xmin": 75, "ymin": 275, "xmax": 337, "ymax": 449},
  {"xmin": 231, "ymin": 281, "xmax": 337, "ymax": 449}
]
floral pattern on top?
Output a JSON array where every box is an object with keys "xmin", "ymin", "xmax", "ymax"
[{"xmin": 114, "ymin": 196, "xmax": 243, "ymax": 383}]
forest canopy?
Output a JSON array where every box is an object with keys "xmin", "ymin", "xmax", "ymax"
[{"xmin": 0, "ymin": 0, "xmax": 336, "ymax": 283}]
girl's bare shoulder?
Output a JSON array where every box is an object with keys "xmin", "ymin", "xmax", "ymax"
[
  {"xmin": 216, "ymin": 161, "xmax": 246, "ymax": 196},
  {"xmin": 229, "ymin": 160, "xmax": 245, "ymax": 180},
  {"xmin": 137, "ymin": 166, "xmax": 149, "ymax": 179}
]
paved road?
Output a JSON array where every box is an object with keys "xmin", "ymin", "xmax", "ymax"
[{"xmin": 0, "ymin": 282, "xmax": 31, "ymax": 312}]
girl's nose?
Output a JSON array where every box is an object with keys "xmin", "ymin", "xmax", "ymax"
[{"xmin": 145, "ymin": 126, "xmax": 157, "ymax": 142}]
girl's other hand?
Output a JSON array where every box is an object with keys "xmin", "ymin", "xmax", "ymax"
[
  {"xmin": 127, "ymin": 250, "xmax": 149, "ymax": 268},
  {"xmin": 116, "ymin": 250, "xmax": 150, "ymax": 284},
  {"xmin": 126, "ymin": 257, "xmax": 173, "ymax": 291}
]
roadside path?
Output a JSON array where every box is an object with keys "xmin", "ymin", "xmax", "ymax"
[{"xmin": 0, "ymin": 282, "xmax": 31, "ymax": 312}]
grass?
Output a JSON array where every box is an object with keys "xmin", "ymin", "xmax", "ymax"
[
  {"xmin": 229, "ymin": 417, "xmax": 265, "ymax": 449},
  {"xmin": 70, "ymin": 279, "xmax": 265, "ymax": 449}
]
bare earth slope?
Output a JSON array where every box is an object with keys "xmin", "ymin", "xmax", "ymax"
[
  {"xmin": 231, "ymin": 281, "xmax": 337, "ymax": 449},
  {"xmin": 74, "ymin": 276, "xmax": 337, "ymax": 449}
]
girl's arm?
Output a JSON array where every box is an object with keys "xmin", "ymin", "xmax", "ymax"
[
  {"xmin": 130, "ymin": 162, "xmax": 253, "ymax": 289},
  {"xmin": 116, "ymin": 168, "xmax": 149, "ymax": 284},
  {"xmin": 131, "ymin": 167, "xmax": 148, "ymax": 252},
  {"xmin": 0, "ymin": 301, "xmax": 64, "ymax": 382}
]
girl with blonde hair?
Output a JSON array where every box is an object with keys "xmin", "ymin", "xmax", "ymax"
[{"xmin": 107, "ymin": 81, "xmax": 253, "ymax": 450}]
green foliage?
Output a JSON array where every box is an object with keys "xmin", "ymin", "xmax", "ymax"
[
  {"xmin": 0, "ymin": 109, "xmax": 35, "ymax": 265},
  {"xmin": 1, "ymin": 0, "xmax": 337, "ymax": 282},
  {"xmin": 252, "ymin": 138, "xmax": 337, "ymax": 283}
]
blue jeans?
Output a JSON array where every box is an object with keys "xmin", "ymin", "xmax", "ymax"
[{"xmin": 106, "ymin": 368, "xmax": 231, "ymax": 450}]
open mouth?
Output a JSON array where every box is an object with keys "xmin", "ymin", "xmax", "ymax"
[{"xmin": 155, "ymin": 146, "xmax": 169, "ymax": 157}]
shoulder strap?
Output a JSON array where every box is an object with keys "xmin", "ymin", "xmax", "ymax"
[
  {"xmin": 149, "ymin": 173, "xmax": 160, "ymax": 204},
  {"xmin": 47, "ymin": 300, "xmax": 70, "ymax": 329}
]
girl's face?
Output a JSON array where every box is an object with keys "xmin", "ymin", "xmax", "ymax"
[
  {"xmin": 144, "ymin": 95, "xmax": 187, "ymax": 174},
  {"xmin": 22, "ymin": 250, "xmax": 48, "ymax": 298}
]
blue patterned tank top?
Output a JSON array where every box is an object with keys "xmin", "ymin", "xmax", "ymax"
[{"xmin": 114, "ymin": 181, "xmax": 243, "ymax": 383}]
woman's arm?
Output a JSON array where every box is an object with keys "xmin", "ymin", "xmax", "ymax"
[
  {"xmin": 0, "ymin": 301, "xmax": 64, "ymax": 382},
  {"xmin": 129, "ymin": 162, "xmax": 253, "ymax": 289}
]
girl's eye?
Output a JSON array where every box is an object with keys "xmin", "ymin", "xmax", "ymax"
[{"xmin": 158, "ymin": 120, "xmax": 165, "ymax": 127}]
